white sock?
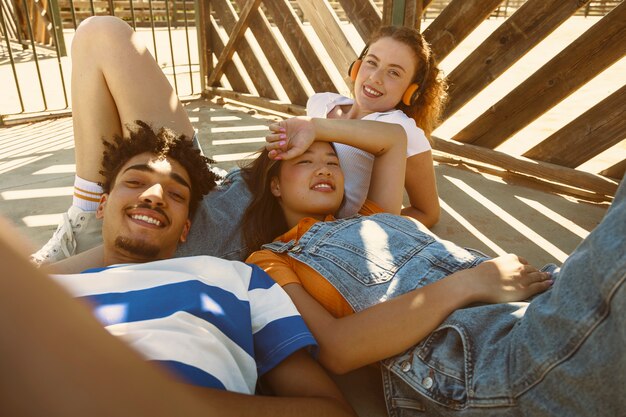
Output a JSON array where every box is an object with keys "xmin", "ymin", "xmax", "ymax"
[{"xmin": 72, "ymin": 175, "xmax": 103, "ymax": 212}]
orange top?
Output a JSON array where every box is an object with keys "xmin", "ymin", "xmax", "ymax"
[{"xmin": 246, "ymin": 201, "xmax": 381, "ymax": 318}]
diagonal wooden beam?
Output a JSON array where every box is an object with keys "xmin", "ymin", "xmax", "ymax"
[
  {"xmin": 208, "ymin": 15, "xmax": 250, "ymax": 93},
  {"xmin": 262, "ymin": 0, "xmax": 336, "ymax": 93},
  {"xmin": 335, "ymin": 0, "xmax": 381, "ymax": 42},
  {"xmin": 523, "ymin": 85, "xmax": 626, "ymax": 168},
  {"xmin": 233, "ymin": 0, "xmax": 309, "ymax": 104},
  {"xmin": 442, "ymin": 0, "xmax": 590, "ymax": 120},
  {"xmin": 600, "ymin": 159, "xmax": 626, "ymax": 181},
  {"xmin": 210, "ymin": 0, "xmax": 277, "ymax": 99},
  {"xmin": 452, "ymin": 1, "xmax": 626, "ymax": 149},
  {"xmin": 423, "ymin": 0, "xmax": 503, "ymax": 62},
  {"xmin": 207, "ymin": 0, "xmax": 262, "ymax": 88},
  {"xmin": 296, "ymin": 0, "xmax": 357, "ymax": 79}
]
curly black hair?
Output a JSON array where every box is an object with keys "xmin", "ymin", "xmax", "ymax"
[{"xmin": 99, "ymin": 120, "xmax": 218, "ymax": 218}]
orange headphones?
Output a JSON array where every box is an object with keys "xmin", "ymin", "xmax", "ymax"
[{"xmin": 348, "ymin": 45, "xmax": 424, "ymax": 107}]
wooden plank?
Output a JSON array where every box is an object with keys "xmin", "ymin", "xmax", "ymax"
[
  {"xmin": 209, "ymin": 0, "xmax": 277, "ymax": 98},
  {"xmin": 523, "ymin": 85, "xmax": 626, "ymax": 167},
  {"xmin": 423, "ymin": 0, "xmax": 503, "ymax": 62},
  {"xmin": 232, "ymin": 0, "xmax": 309, "ymax": 105},
  {"xmin": 381, "ymin": 0, "xmax": 392, "ymax": 25},
  {"xmin": 453, "ymin": 2, "xmax": 626, "ymax": 148},
  {"xmin": 196, "ymin": 0, "xmax": 210, "ymax": 91},
  {"xmin": 432, "ymin": 136, "xmax": 619, "ymax": 197},
  {"xmin": 208, "ymin": 86, "xmax": 307, "ymax": 116},
  {"xmin": 442, "ymin": 0, "xmax": 589, "ymax": 121},
  {"xmin": 262, "ymin": 0, "xmax": 336, "ymax": 93},
  {"xmin": 335, "ymin": 0, "xmax": 381, "ymax": 41},
  {"xmin": 209, "ymin": 15, "xmax": 250, "ymax": 93},
  {"xmin": 600, "ymin": 159, "xmax": 626, "ymax": 181},
  {"xmin": 296, "ymin": 0, "xmax": 357, "ymax": 78},
  {"xmin": 432, "ymin": 152, "xmax": 613, "ymax": 202},
  {"xmin": 207, "ymin": 0, "xmax": 262, "ymax": 88}
]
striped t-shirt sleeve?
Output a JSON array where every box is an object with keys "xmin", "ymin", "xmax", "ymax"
[{"xmin": 246, "ymin": 264, "xmax": 318, "ymax": 375}]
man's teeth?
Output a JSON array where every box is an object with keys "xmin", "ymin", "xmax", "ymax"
[
  {"xmin": 364, "ymin": 86, "xmax": 382, "ymax": 96},
  {"xmin": 131, "ymin": 214, "xmax": 162, "ymax": 226},
  {"xmin": 313, "ymin": 183, "xmax": 332, "ymax": 190}
]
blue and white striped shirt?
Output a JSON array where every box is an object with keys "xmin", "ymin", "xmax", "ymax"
[{"xmin": 52, "ymin": 256, "xmax": 317, "ymax": 394}]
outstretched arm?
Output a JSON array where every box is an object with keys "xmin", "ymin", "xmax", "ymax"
[
  {"xmin": 0, "ymin": 219, "xmax": 355, "ymax": 417},
  {"xmin": 254, "ymin": 252, "xmax": 552, "ymax": 375},
  {"xmin": 266, "ymin": 116, "xmax": 407, "ymax": 214}
]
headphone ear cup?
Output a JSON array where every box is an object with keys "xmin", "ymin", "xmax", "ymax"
[
  {"xmin": 349, "ymin": 59, "xmax": 362, "ymax": 81},
  {"xmin": 402, "ymin": 83, "xmax": 420, "ymax": 106}
]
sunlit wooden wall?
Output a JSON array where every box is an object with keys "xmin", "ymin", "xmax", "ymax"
[{"xmin": 200, "ymin": 0, "xmax": 624, "ymax": 201}]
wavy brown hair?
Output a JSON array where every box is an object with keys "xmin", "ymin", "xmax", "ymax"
[
  {"xmin": 99, "ymin": 120, "xmax": 218, "ymax": 218},
  {"xmin": 239, "ymin": 149, "xmax": 289, "ymax": 253},
  {"xmin": 363, "ymin": 26, "xmax": 447, "ymax": 139}
]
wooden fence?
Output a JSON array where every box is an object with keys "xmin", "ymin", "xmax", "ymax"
[{"xmin": 201, "ymin": 0, "xmax": 625, "ymax": 202}]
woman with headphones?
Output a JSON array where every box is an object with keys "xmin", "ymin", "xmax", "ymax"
[{"xmin": 305, "ymin": 26, "xmax": 447, "ymax": 227}]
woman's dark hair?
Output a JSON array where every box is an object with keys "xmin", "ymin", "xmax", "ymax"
[
  {"xmin": 99, "ymin": 120, "xmax": 218, "ymax": 218},
  {"xmin": 365, "ymin": 26, "xmax": 448, "ymax": 139},
  {"xmin": 239, "ymin": 149, "xmax": 289, "ymax": 253}
]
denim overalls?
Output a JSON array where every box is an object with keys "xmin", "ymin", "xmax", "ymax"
[{"xmin": 262, "ymin": 194, "xmax": 626, "ymax": 416}]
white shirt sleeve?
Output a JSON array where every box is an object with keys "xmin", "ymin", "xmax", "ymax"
[
  {"xmin": 372, "ymin": 110, "xmax": 431, "ymax": 157},
  {"xmin": 306, "ymin": 93, "xmax": 342, "ymax": 118}
]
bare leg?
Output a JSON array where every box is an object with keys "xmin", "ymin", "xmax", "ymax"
[
  {"xmin": 32, "ymin": 16, "xmax": 195, "ymax": 265},
  {"xmin": 71, "ymin": 16, "xmax": 194, "ymax": 183}
]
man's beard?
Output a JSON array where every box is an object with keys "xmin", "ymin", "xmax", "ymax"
[{"xmin": 114, "ymin": 236, "xmax": 160, "ymax": 259}]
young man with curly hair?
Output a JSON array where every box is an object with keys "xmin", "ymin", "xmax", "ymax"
[
  {"xmin": 0, "ymin": 121, "xmax": 354, "ymax": 416},
  {"xmin": 4, "ymin": 15, "xmax": 354, "ymax": 416}
]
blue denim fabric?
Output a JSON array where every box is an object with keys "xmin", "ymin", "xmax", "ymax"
[
  {"xmin": 262, "ymin": 176, "xmax": 626, "ymax": 416},
  {"xmin": 175, "ymin": 169, "xmax": 250, "ymax": 261}
]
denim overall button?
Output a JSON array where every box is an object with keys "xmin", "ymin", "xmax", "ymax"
[
  {"xmin": 290, "ymin": 245, "xmax": 302, "ymax": 253},
  {"xmin": 400, "ymin": 361, "xmax": 412, "ymax": 372},
  {"xmin": 422, "ymin": 377, "xmax": 433, "ymax": 389}
]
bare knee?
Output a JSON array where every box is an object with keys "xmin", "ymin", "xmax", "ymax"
[{"xmin": 72, "ymin": 16, "xmax": 133, "ymax": 58}]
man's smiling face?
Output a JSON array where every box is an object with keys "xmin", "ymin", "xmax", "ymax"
[{"xmin": 96, "ymin": 152, "xmax": 192, "ymax": 264}]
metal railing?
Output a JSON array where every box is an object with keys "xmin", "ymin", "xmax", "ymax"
[{"xmin": 1, "ymin": 0, "xmax": 201, "ymax": 124}]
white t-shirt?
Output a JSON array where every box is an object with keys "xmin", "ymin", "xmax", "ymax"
[{"xmin": 306, "ymin": 93, "xmax": 430, "ymax": 217}]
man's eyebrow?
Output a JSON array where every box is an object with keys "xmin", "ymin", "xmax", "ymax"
[
  {"xmin": 366, "ymin": 53, "xmax": 408, "ymax": 73},
  {"xmin": 122, "ymin": 164, "xmax": 191, "ymax": 190}
]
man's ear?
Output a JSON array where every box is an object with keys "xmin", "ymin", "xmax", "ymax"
[
  {"xmin": 95, "ymin": 194, "xmax": 109, "ymax": 219},
  {"xmin": 270, "ymin": 177, "xmax": 281, "ymax": 197},
  {"xmin": 179, "ymin": 219, "xmax": 191, "ymax": 243}
]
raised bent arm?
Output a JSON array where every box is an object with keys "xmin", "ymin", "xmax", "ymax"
[
  {"xmin": 401, "ymin": 151, "xmax": 440, "ymax": 227},
  {"xmin": 266, "ymin": 116, "xmax": 407, "ymax": 214}
]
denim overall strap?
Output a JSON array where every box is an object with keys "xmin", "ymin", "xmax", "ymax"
[{"xmin": 264, "ymin": 213, "xmax": 487, "ymax": 313}]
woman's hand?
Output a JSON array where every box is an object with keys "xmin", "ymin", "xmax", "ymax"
[
  {"xmin": 266, "ymin": 116, "xmax": 315, "ymax": 160},
  {"xmin": 463, "ymin": 254, "xmax": 553, "ymax": 303}
]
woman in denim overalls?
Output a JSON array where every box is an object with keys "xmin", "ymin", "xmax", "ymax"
[{"xmin": 245, "ymin": 116, "xmax": 625, "ymax": 416}]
